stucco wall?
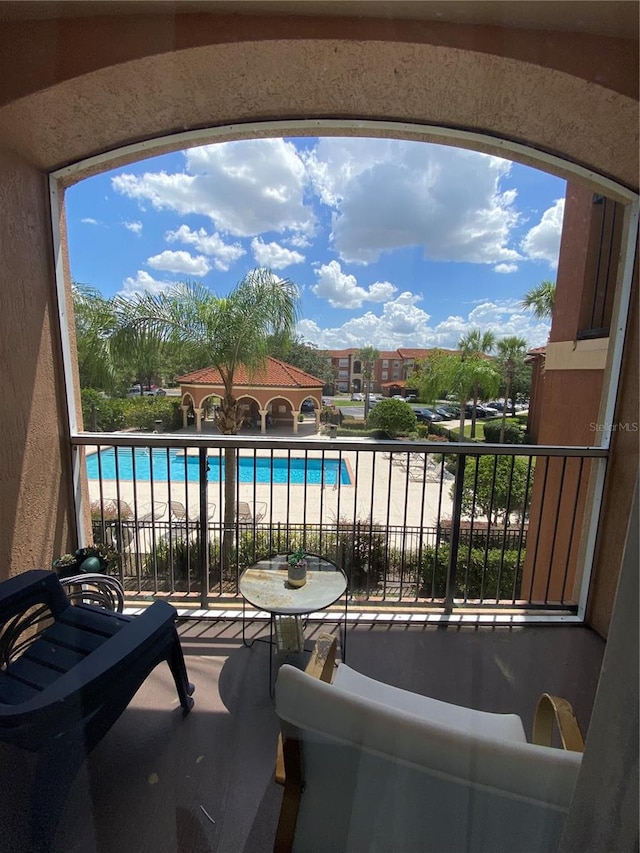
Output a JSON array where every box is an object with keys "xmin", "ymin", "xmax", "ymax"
[
  {"xmin": 0, "ymin": 149, "xmax": 75, "ymax": 577},
  {"xmin": 0, "ymin": 16, "xmax": 637, "ymax": 194},
  {"xmin": 0, "ymin": 10, "xmax": 636, "ymax": 615}
]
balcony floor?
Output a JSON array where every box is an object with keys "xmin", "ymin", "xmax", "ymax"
[{"xmin": 0, "ymin": 619, "xmax": 605, "ymax": 853}]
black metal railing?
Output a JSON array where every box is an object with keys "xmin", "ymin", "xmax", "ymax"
[{"xmin": 75, "ymin": 433, "xmax": 607, "ymax": 613}]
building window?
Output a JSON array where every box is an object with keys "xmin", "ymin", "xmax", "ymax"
[
  {"xmin": 381, "ymin": 371, "xmax": 388, "ymax": 380},
  {"xmin": 393, "ymin": 372, "xmax": 399, "ymax": 380},
  {"xmin": 353, "ymin": 360, "xmax": 361, "ymax": 373},
  {"xmin": 339, "ymin": 358, "xmax": 349, "ymax": 367},
  {"xmin": 382, "ymin": 359, "xmax": 389, "ymax": 367},
  {"xmin": 339, "ymin": 370, "xmax": 349, "ymax": 379},
  {"xmin": 393, "ymin": 361, "xmax": 400, "ymax": 368}
]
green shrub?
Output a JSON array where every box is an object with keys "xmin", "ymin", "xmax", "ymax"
[
  {"xmin": 81, "ymin": 390, "xmax": 183, "ymax": 432},
  {"xmin": 143, "ymin": 535, "xmax": 221, "ymax": 586},
  {"xmin": 366, "ymin": 398, "xmax": 417, "ymax": 438},
  {"xmin": 454, "ymin": 455, "xmax": 531, "ymax": 523},
  {"xmin": 483, "ymin": 418, "xmax": 525, "ymax": 444},
  {"xmin": 419, "ymin": 544, "xmax": 524, "ymax": 601},
  {"xmin": 340, "ymin": 416, "xmax": 366, "ymax": 430}
]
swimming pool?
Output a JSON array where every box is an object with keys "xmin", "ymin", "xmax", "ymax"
[{"xmin": 86, "ymin": 448, "xmax": 351, "ymax": 486}]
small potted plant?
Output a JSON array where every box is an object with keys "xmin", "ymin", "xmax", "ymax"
[
  {"xmin": 287, "ymin": 548, "xmax": 308, "ymax": 588},
  {"xmin": 52, "ymin": 552, "xmax": 82, "ymax": 578},
  {"xmin": 53, "ymin": 543, "xmax": 117, "ymax": 578}
]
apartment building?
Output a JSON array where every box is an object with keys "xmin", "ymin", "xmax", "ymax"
[{"xmin": 327, "ymin": 347, "xmax": 458, "ymax": 394}]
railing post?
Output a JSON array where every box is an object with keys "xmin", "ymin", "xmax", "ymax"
[
  {"xmin": 199, "ymin": 447, "xmax": 209, "ymax": 609},
  {"xmin": 445, "ymin": 453, "xmax": 466, "ymax": 612}
]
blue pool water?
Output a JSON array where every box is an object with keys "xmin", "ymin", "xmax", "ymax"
[{"xmin": 86, "ymin": 448, "xmax": 351, "ymax": 486}]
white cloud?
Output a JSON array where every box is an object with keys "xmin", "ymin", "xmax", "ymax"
[
  {"xmin": 520, "ymin": 198, "xmax": 565, "ymax": 266},
  {"xmin": 312, "ymin": 260, "xmax": 397, "ymax": 308},
  {"xmin": 251, "ymin": 237, "xmax": 304, "ymax": 270},
  {"xmin": 304, "ymin": 138, "xmax": 521, "ymax": 265},
  {"xmin": 147, "ymin": 250, "xmax": 211, "ymax": 276},
  {"xmin": 112, "ymin": 138, "xmax": 315, "ymax": 240},
  {"xmin": 494, "ymin": 263, "xmax": 518, "ymax": 274},
  {"xmin": 81, "ymin": 217, "xmax": 99, "ymax": 225},
  {"xmin": 166, "ymin": 225, "xmax": 244, "ymax": 271},
  {"xmin": 124, "ymin": 220, "xmax": 142, "ymax": 234},
  {"xmin": 298, "ymin": 294, "xmax": 550, "ymax": 351},
  {"xmin": 119, "ymin": 270, "xmax": 173, "ymax": 298}
]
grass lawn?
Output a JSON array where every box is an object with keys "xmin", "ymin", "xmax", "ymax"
[{"xmin": 447, "ymin": 422, "xmax": 485, "ymax": 440}]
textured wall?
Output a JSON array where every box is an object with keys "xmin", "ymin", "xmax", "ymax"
[
  {"xmin": 0, "ymin": 150, "xmax": 75, "ymax": 578},
  {"xmin": 0, "ymin": 10, "xmax": 636, "ymax": 602},
  {"xmin": 0, "ymin": 19, "xmax": 637, "ymax": 193}
]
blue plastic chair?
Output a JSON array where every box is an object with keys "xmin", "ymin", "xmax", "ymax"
[{"xmin": 0, "ymin": 570, "xmax": 195, "ymax": 851}]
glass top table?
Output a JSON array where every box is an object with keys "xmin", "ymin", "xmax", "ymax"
[
  {"xmin": 239, "ymin": 553, "xmax": 347, "ymax": 616},
  {"xmin": 240, "ymin": 554, "xmax": 348, "ymax": 691}
]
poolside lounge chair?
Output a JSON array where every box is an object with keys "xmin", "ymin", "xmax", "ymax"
[
  {"xmin": 170, "ymin": 500, "xmax": 216, "ymax": 523},
  {"xmin": 235, "ymin": 501, "xmax": 267, "ymax": 523},
  {"xmin": 138, "ymin": 500, "xmax": 167, "ymax": 522}
]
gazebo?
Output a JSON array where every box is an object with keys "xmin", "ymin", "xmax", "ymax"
[{"xmin": 177, "ymin": 357, "xmax": 325, "ymax": 434}]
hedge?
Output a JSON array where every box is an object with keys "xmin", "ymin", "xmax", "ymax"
[
  {"xmin": 483, "ymin": 418, "xmax": 527, "ymax": 444},
  {"xmin": 419, "ymin": 544, "xmax": 524, "ymax": 601},
  {"xmin": 81, "ymin": 389, "xmax": 183, "ymax": 432}
]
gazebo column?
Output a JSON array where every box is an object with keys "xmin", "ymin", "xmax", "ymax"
[
  {"xmin": 181, "ymin": 405, "xmax": 190, "ymax": 429},
  {"xmin": 259, "ymin": 409, "xmax": 268, "ymax": 434},
  {"xmin": 193, "ymin": 407, "xmax": 204, "ymax": 432},
  {"xmin": 292, "ymin": 411, "xmax": 300, "ymax": 434}
]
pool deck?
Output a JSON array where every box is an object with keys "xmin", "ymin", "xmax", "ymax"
[{"xmin": 87, "ymin": 423, "xmax": 454, "ymax": 533}]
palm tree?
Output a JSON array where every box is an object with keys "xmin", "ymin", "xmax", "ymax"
[
  {"xmin": 521, "ymin": 280, "xmax": 556, "ymax": 320},
  {"xmin": 416, "ymin": 349, "xmax": 499, "ymax": 440},
  {"xmin": 72, "ymin": 284, "xmax": 118, "ymax": 392},
  {"xmin": 113, "ymin": 267, "xmax": 300, "ymax": 575},
  {"xmin": 459, "ymin": 329, "xmax": 496, "ymax": 438},
  {"xmin": 357, "ymin": 346, "xmax": 380, "ymax": 419},
  {"xmin": 496, "ymin": 336, "xmax": 528, "ymax": 442}
]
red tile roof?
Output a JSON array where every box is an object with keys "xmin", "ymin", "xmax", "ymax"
[
  {"xmin": 328, "ymin": 348, "xmax": 358, "ymax": 357},
  {"xmin": 178, "ymin": 357, "xmax": 325, "ymax": 389},
  {"xmin": 397, "ymin": 347, "xmax": 461, "ymax": 359}
]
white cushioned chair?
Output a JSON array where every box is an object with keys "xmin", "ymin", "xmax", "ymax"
[{"xmin": 274, "ymin": 635, "xmax": 584, "ymax": 853}]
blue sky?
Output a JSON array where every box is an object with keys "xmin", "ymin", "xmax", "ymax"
[{"xmin": 65, "ymin": 136, "xmax": 564, "ymax": 350}]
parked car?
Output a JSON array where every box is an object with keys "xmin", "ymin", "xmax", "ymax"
[
  {"xmin": 301, "ymin": 400, "xmax": 316, "ymax": 412},
  {"xmin": 465, "ymin": 403, "xmax": 498, "ymax": 418},
  {"xmin": 413, "ymin": 408, "xmax": 442, "ymax": 423},
  {"xmin": 405, "ymin": 394, "xmax": 417, "ymax": 402},
  {"xmin": 127, "ymin": 385, "xmax": 166, "ymax": 397},
  {"xmin": 436, "ymin": 406, "xmax": 459, "ymax": 420},
  {"xmin": 350, "ymin": 393, "xmax": 364, "ymax": 401}
]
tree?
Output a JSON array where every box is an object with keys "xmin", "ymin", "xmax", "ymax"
[
  {"xmin": 357, "ymin": 346, "xmax": 380, "ymax": 419},
  {"xmin": 72, "ymin": 284, "xmax": 117, "ymax": 392},
  {"xmin": 456, "ymin": 455, "xmax": 531, "ymax": 524},
  {"xmin": 113, "ymin": 267, "xmax": 300, "ymax": 575},
  {"xmin": 496, "ymin": 336, "xmax": 528, "ymax": 442},
  {"xmin": 459, "ymin": 329, "xmax": 496, "ymax": 438},
  {"xmin": 267, "ymin": 334, "xmax": 333, "ymax": 386},
  {"xmin": 415, "ymin": 349, "xmax": 499, "ymax": 440},
  {"xmin": 366, "ymin": 398, "xmax": 417, "ymax": 438},
  {"xmin": 110, "ymin": 323, "xmax": 166, "ymax": 395},
  {"xmin": 521, "ymin": 280, "xmax": 556, "ymax": 320}
]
